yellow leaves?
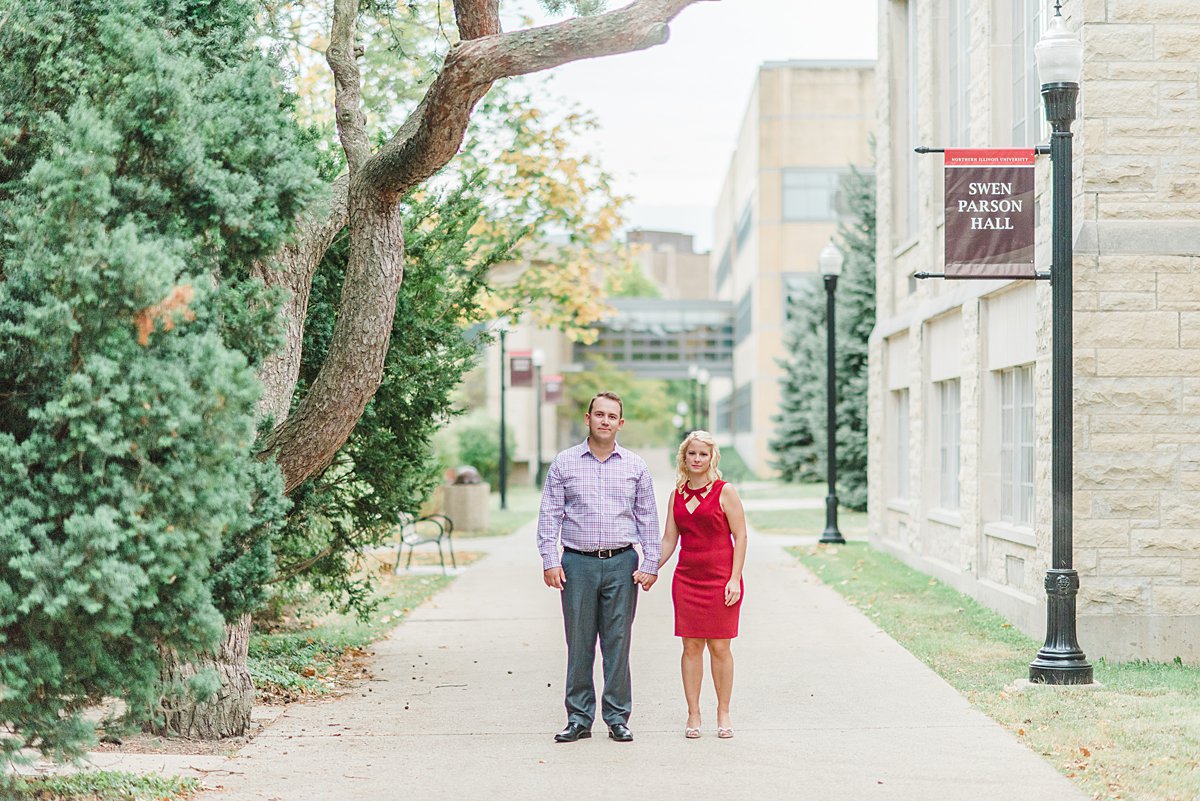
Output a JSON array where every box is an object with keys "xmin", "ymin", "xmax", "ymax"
[{"xmin": 133, "ymin": 284, "xmax": 196, "ymax": 347}]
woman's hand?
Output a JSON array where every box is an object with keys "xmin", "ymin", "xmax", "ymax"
[{"xmin": 724, "ymin": 578, "xmax": 741, "ymax": 606}]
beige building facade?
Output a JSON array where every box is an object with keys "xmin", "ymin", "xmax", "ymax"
[
  {"xmin": 711, "ymin": 61, "xmax": 875, "ymax": 474},
  {"xmin": 871, "ymin": 0, "xmax": 1200, "ymax": 661}
]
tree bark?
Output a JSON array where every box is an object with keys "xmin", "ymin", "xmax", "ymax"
[{"xmin": 155, "ymin": 614, "xmax": 255, "ymax": 739}]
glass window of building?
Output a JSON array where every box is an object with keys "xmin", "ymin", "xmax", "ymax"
[
  {"xmin": 999, "ymin": 365, "xmax": 1035, "ymax": 526},
  {"xmin": 1011, "ymin": 0, "xmax": 1042, "ymax": 146},
  {"xmin": 937, "ymin": 378, "xmax": 961, "ymax": 508},
  {"xmin": 893, "ymin": 388, "xmax": 910, "ymax": 499},
  {"xmin": 947, "ymin": 0, "xmax": 972, "ymax": 146},
  {"xmin": 781, "ymin": 169, "xmax": 843, "ymax": 221}
]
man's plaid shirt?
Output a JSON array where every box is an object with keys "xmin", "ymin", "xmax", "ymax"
[{"xmin": 536, "ymin": 440, "xmax": 661, "ymax": 574}]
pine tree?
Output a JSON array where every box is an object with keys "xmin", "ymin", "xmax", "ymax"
[
  {"xmin": 0, "ymin": 0, "xmax": 312, "ymax": 764},
  {"xmin": 770, "ymin": 163, "xmax": 876, "ymax": 509}
]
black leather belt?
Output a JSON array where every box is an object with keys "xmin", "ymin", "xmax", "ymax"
[{"xmin": 563, "ymin": 545, "xmax": 633, "ymax": 559}]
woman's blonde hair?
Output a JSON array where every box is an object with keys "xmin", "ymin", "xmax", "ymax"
[{"xmin": 675, "ymin": 430, "xmax": 722, "ymax": 491}]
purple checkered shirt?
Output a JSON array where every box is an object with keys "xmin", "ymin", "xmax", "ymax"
[{"xmin": 536, "ymin": 440, "xmax": 660, "ymax": 574}]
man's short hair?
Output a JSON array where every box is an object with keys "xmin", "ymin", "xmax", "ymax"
[{"xmin": 587, "ymin": 391, "xmax": 624, "ymax": 418}]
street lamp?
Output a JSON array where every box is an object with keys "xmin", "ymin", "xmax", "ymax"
[
  {"xmin": 672, "ymin": 414, "xmax": 685, "ymax": 443},
  {"xmin": 817, "ymin": 240, "xmax": 845, "ymax": 545},
  {"xmin": 697, "ymin": 368, "xmax": 710, "ymax": 431},
  {"xmin": 497, "ymin": 319, "xmax": 509, "ymax": 510},
  {"xmin": 532, "ymin": 347, "xmax": 546, "ymax": 488},
  {"xmin": 1029, "ymin": 3, "xmax": 1092, "ymax": 685}
]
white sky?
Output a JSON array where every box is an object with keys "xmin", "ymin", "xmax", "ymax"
[{"xmin": 502, "ymin": 0, "xmax": 879, "ymax": 252}]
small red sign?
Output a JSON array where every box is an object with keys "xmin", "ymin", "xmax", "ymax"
[
  {"xmin": 944, "ymin": 148, "xmax": 1037, "ymax": 279},
  {"xmin": 509, "ymin": 350, "xmax": 533, "ymax": 388},
  {"xmin": 544, "ymin": 375, "xmax": 564, "ymax": 405}
]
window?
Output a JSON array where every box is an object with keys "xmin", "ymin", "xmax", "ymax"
[
  {"xmin": 999, "ymin": 365, "xmax": 1035, "ymax": 526},
  {"xmin": 734, "ymin": 290, "xmax": 753, "ymax": 347},
  {"xmin": 735, "ymin": 202, "xmax": 754, "ymax": 251},
  {"xmin": 732, "ymin": 383, "xmax": 753, "ymax": 433},
  {"xmin": 905, "ymin": 0, "xmax": 920, "ymax": 236},
  {"xmin": 782, "ymin": 169, "xmax": 844, "ymax": 221},
  {"xmin": 893, "ymin": 388, "xmax": 910, "ymax": 499},
  {"xmin": 1011, "ymin": 0, "xmax": 1042, "ymax": 146},
  {"xmin": 937, "ymin": 379, "xmax": 961, "ymax": 508},
  {"xmin": 715, "ymin": 244, "xmax": 732, "ymax": 291},
  {"xmin": 947, "ymin": 0, "xmax": 972, "ymax": 146}
]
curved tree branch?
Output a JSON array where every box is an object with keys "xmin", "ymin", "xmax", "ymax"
[
  {"xmin": 261, "ymin": 0, "xmax": 718, "ymax": 493},
  {"xmin": 326, "ymin": 0, "xmax": 370, "ymax": 172},
  {"xmin": 453, "ymin": 0, "xmax": 501, "ymax": 39},
  {"xmin": 361, "ymin": 0, "xmax": 711, "ymax": 200}
]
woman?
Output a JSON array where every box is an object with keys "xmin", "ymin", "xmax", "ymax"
[{"xmin": 658, "ymin": 430, "xmax": 747, "ymax": 739}]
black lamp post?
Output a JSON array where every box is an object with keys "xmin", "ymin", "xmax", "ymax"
[
  {"xmin": 818, "ymin": 240, "xmax": 845, "ymax": 545},
  {"xmin": 697, "ymin": 368, "xmax": 710, "ymax": 430},
  {"xmin": 498, "ymin": 323, "xmax": 509, "ymax": 510},
  {"xmin": 1029, "ymin": 3, "xmax": 1092, "ymax": 685},
  {"xmin": 532, "ymin": 347, "xmax": 546, "ymax": 488},
  {"xmin": 688, "ymin": 364, "xmax": 700, "ymax": 431}
]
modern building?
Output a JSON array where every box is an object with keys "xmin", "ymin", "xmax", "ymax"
[
  {"xmin": 626, "ymin": 229, "xmax": 713, "ymax": 300},
  {"xmin": 710, "ymin": 60, "xmax": 876, "ymax": 474},
  {"xmin": 870, "ymin": 0, "xmax": 1200, "ymax": 660}
]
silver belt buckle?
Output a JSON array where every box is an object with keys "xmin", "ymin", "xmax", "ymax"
[{"xmin": 598, "ymin": 548, "xmax": 613, "ymax": 559}]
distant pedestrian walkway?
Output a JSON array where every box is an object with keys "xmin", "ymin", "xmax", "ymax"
[{"xmin": 192, "ymin": 471, "xmax": 1086, "ymax": 800}]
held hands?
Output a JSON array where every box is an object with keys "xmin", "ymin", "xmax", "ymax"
[
  {"xmin": 632, "ymin": 570, "xmax": 657, "ymax": 591},
  {"xmin": 724, "ymin": 578, "xmax": 742, "ymax": 607}
]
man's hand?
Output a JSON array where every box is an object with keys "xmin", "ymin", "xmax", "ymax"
[
  {"xmin": 632, "ymin": 571, "xmax": 657, "ymax": 591},
  {"xmin": 544, "ymin": 567, "xmax": 566, "ymax": 590}
]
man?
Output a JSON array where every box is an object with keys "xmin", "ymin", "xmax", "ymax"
[{"xmin": 537, "ymin": 391, "xmax": 660, "ymax": 743}]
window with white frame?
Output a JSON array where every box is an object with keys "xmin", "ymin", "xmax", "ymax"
[
  {"xmin": 1011, "ymin": 0, "xmax": 1043, "ymax": 146},
  {"xmin": 999, "ymin": 365, "xmax": 1035, "ymax": 526},
  {"xmin": 937, "ymin": 379, "xmax": 962, "ymax": 508},
  {"xmin": 947, "ymin": 0, "xmax": 972, "ymax": 146},
  {"xmin": 905, "ymin": 0, "xmax": 920, "ymax": 236},
  {"xmin": 893, "ymin": 388, "xmax": 911, "ymax": 499}
]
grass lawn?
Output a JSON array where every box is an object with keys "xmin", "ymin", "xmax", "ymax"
[
  {"xmin": 793, "ymin": 542, "xmax": 1200, "ymax": 801},
  {"xmin": 741, "ymin": 481, "xmax": 870, "ymax": 539},
  {"xmin": 8, "ymin": 771, "xmax": 199, "ymax": 800}
]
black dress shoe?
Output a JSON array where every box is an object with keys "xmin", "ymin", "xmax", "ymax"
[
  {"xmin": 608, "ymin": 723, "xmax": 633, "ymax": 742},
  {"xmin": 554, "ymin": 722, "xmax": 592, "ymax": 743}
]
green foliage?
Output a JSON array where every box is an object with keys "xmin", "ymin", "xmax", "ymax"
[
  {"xmin": 0, "ymin": 0, "xmax": 312, "ymax": 765},
  {"xmin": 12, "ymin": 770, "xmax": 200, "ymax": 800},
  {"xmin": 272, "ymin": 173, "xmax": 517, "ymax": 618},
  {"xmin": 449, "ymin": 412, "xmax": 513, "ymax": 488},
  {"xmin": 561, "ymin": 357, "xmax": 690, "ymax": 448},
  {"xmin": 770, "ymin": 164, "xmax": 876, "ymax": 510}
]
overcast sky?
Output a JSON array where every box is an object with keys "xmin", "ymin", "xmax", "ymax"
[{"xmin": 501, "ymin": 0, "xmax": 879, "ymax": 252}]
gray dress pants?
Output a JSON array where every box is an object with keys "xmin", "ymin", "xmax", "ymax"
[{"xmin": 560, "ymin": 548, "xmax": 639, "ymax": 728}]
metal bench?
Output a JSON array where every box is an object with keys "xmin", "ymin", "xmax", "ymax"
[{"xmin": 394, "ymin": 512, "xmax": 456, "ymax": 574}]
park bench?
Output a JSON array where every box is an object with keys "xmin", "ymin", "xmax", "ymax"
[{"xmin": 394, "ymin": 512, "xmax": 456, "ymax": 574}]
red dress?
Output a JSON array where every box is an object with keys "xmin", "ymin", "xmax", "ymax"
[{"xmin": 672, "ymin": 480, "xmax": 743, "ymax": 638}]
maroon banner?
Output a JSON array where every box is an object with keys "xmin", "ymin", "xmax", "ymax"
[
  {"xmin": 543, "ymin": 375, "xmax": 564, "ymax": 405},
  {"xmin": 509, "ymin": 350, "xmax": 533, "ymax": 388},
  {"xmin": 944, "ymin": 148, "xmax": 1036, "ymax": 279}
]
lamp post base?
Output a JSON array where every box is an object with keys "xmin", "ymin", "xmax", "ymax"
[
  {"xmin": 1029, "ymin": 568, "xmax": 1093, "ymax": 685},
  {"xmin": 818, "ymin": 495, "xmax": 845, "ymax": 544}
]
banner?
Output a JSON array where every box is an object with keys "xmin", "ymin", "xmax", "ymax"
[
  {"xmin": 944, "ymin": 148, "xmax": 1036, "ymax": 279},
  {"xmin": 509, "ymin": 350, "xmax": 533, "ymax": 388},
  {"xmin": 543, "ymin": 375, "xmax": 564, "ymax": 405}
]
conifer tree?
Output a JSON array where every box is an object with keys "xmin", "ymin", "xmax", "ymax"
[
  {"xmin": 0, "ymin": 0, "xmax": 312, "ymax": 762},
  {"xmin": 770, "ymin": 164, "xmax": 876, "ymax": 510}
]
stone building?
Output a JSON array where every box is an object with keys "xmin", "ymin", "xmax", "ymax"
[
  {"xmin": 870, "ymin": 0, "xmax": 1200, "ymax": 660},
  {"xmin": 711, "ymin": 60, "xmax": 875, "ymax": 473}
]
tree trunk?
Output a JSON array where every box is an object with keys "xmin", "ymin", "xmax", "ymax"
[{"xmin": 155, "ymin": 615, "xmax": 255, "ymax": 739}]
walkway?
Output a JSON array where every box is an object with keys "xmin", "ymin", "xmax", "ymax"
[{"xmin": 197, "ymin": 473, "xmax": 1087, "ymax": 800}]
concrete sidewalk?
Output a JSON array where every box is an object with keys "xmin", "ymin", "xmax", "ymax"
[{"xmin": 198, "ymin": 476, "xmax": 1087, "ymax": 800}]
